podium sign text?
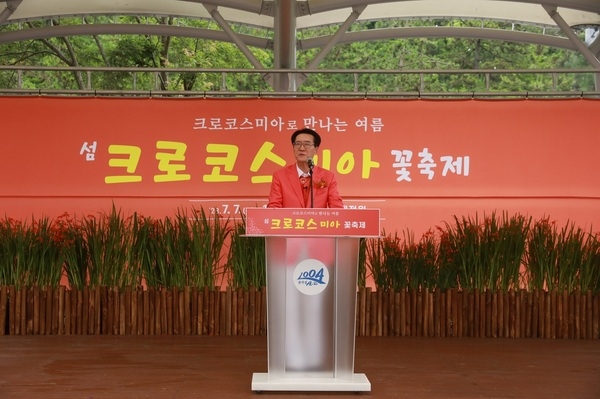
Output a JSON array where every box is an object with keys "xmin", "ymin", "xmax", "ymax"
[{"xmin": 244, "ymin": 207, "xmax": 380, "ymax": 237}]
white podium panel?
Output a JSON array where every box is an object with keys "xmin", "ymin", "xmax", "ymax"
[
  {"xmin": 251, "ymin": 236, "xmax": 370, "ymax": 392},
  {"xmin": 245, "ymin": 207, "xmax": 380, "ymax": 393}
]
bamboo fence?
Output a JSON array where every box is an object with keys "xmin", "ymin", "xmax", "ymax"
[{"xmin": 0, "ymin": 285, "xmax": 598, "ymax": 339}]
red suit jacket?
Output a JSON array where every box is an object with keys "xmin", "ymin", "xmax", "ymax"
[{"xmin": 267, "ymin": 164, "xmax": 343, "ymax": 208}]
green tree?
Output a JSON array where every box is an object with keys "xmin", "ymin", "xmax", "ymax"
[{"xmin": 0, "ymin": 16, "xmax": 593, "ymax": 93}]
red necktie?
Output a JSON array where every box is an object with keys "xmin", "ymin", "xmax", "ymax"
[{"xmin": 299, "ymin": 175, "xmax": 310, "ymax": 206}]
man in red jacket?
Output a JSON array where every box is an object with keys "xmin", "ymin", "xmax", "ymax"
[{"xmin": 267, "ymin": 128, "xmax": 343, "ymax": 208}]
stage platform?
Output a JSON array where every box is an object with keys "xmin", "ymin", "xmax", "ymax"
[{"xmin": 1, "ymin": 335, "xmax": 599, "ymax": 398}]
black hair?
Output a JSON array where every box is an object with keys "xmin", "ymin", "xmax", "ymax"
[{"xmin": 291, "ymin": 128, "xmax": 321, "ymax": 147}]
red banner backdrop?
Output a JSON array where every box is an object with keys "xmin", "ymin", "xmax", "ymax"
[{"xmin": 1, "ymin": 96, "xmax": 599, "ymax": 235}]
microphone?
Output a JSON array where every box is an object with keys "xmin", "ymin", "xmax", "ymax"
[{"xmin": 307, "ymin": 158, "xmax": 314, "ymax": 207}]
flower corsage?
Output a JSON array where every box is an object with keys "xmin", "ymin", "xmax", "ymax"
[{"xmin": 315, "ymin": 179, "xmax": 328, "ymax": 189}]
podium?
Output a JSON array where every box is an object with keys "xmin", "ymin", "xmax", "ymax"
[{"xmin": 245, "ymin": 207, "xmax": 380, "ymax": 392}]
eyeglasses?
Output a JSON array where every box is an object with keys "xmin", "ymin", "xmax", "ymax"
[{"xmin": 293, "ymin": 141, "xmax": 315, "ymax": 149}]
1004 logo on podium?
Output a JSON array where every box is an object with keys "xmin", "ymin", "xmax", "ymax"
[{"xmin": 293, "ymin": 259, "xmax": 330, "ymax": 296}]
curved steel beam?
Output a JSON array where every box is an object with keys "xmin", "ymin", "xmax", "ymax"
[
  {"xmin": 0, "ymin": 23, "xmax": 577, "ymax": 54},
  {"xmin": 0, "ymin": 23, "xmax": 271, "ymax": 47},
  {"xmin": 301, "ymin": 26, "xmax": 578, "ymax": 52}
]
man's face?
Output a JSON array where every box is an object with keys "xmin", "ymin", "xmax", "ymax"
[{"xmin": 293, "ymin": 133, "xmax": 318, "ymax": 163}]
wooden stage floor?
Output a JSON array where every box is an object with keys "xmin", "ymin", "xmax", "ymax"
[{"xmin": 1, "ymin": 335, "xmax": 599, "ymax": 399}]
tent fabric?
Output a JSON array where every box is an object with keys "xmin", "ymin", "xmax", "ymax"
[{"xmin": 2, "ymin": 1, "xmax": 600, "ymax": 29}]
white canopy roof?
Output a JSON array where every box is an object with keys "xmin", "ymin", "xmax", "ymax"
[{"xmin": 2, "ymin": 1, "xmax": 600, "ymax": 29}]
